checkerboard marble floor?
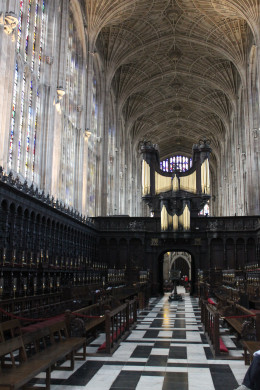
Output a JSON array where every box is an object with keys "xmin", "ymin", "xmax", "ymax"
[{"xmin": 34, "ymin": 287, "xmax": 249, "ymax": 389}]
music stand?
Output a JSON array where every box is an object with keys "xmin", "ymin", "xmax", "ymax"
[{"xmin": 168, "ymin": 270, "xmax": 183, "ymax": 301}]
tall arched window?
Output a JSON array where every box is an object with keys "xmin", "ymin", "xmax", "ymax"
[
  {"xmin": 87, "ymin": 74, "xmax": 98, "ymax": 216},
  {"xmin": 107, "ymin": 95, "xmax": 116, "ymax": 215},
  {"xmin": 60, "ymin": 10, "xmax": 84, "ymax": 206},
  {"xmin": 160, "ymin": 155, "xmax": 192, "ymax": 172},
  {"xmin": 9, "ymin": 0, "xmax": 46, "ymax": 183}
]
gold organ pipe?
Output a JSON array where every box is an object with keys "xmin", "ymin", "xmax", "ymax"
[
  {"xmin": 180, "ymin": 170, "xmax": 196, "ymax": 193},
  {"xmin": 173, "ymin": 214, "xmax": 178, "ymax": 231},
  {"xmin": 206, "ymin": 159, "xmax": 210, "ymax": 194},
  {"xmin": 161, "ymin": 205, "xmax": 168, "ymax": 231},
  {"xmin": 168, "ymin": 214, "xmax": 173, "ymax": 228},
  {"xmin": 179, "ymin": 205, "xmax": 190, "ymax": 231},
  {"xmin": 142, "ymin": 160, "xmax": 151, "ymax": 195},
  {"xmin": 172, "ymin": 175, "xmax": 179, "ymax": 192},
  {"xmin": 179, "ymin": 213, "xmax": 183, "ymax": 228},
  {"xmin": 155, "ymin": 172, "xmax": 171, "ymax": 194},
  {"xmin": 201, "ymin": 159, "xmax": 210, "ymax": 194},
  {"xmin": 183, "ymin": 204, "xmax": 190, "ymax": 230}
]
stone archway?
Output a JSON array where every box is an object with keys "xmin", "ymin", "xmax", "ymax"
[{"xmin": 163, "ymin": 251, "xmax": 192, "ymax": 281}]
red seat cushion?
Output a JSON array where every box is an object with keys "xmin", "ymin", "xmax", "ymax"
[
  {"xmin": 98, "ymin": 325, "xmax": 126, "ymax": 351},
  {"xmin": 21, "ymin": 314, "xmax": 65, "ymax": 333},
  {"xmin": 219, "ymin": 337, "xmax": 228, "ymax": 353}
]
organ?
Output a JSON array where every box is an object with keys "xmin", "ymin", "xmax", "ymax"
[{"xmin": 141, "ymin": 139, "xmax": 211, "ymax": 232}]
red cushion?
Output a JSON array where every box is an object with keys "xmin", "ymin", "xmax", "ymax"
[
  {"xmin": 98, "ymin": 342, "xmax": 106, "ymax": 351},
  {"xmin": 219, "ymin": 337, "xmax": 228, "ymax": 353},
  {"xmin": 21, "ymin": 314, "xmax": 65, "ymax": 333},
  {"xmin": 98, "ymin": 325, "xmax": 126, "ymax": 351}
]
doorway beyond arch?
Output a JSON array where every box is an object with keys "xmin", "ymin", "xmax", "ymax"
[
  {"xmin": 163, "ymin": 251, "xmax": 192, "ymax": 281},
  {"xmin": 161, "ymin": 251, "xmax": 194, "ymax": 295}
]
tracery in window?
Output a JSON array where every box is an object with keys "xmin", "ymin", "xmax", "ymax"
[
  {"xmin": 9, "ymin": 0, "xmax": 46, "ymax": 184},
  {"xmin": 107, "ymin": 115, "xmax": 116, "ymax": 215},
  {"xmin": 61, "ymin": 11, "xmax": 84, "ymax": 206},
  {"xmin": 160, "ymin": 155, "xmax": 192, "ymax": 172},
  {"xmin": 87, "ymin": 75, "xmax": 98, "ymax": 216},
  {"xmin": 17, "ymin": 1, "xmax": 24, "ymax": 53}
]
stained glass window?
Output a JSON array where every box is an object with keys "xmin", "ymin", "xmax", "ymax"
[
  {"xmin": 24, "ymin": 0, "xmax": 31, "ymax": 63},
  {"xmin": 9, "ymin": 0, "xmax": 46, "ymax": 184},
  {"xmin": 60, "ymin": 10, "xmax": 84, "ymax": 207},
  {"xmin": 87, "ymin": 76, "xmax": 98, "ymax": 216},
  {"xmin": 17, "ymin": 1, "xmax": 24, "ymax": 53},
  {"xmin": 107, "ymin": 113, "xmax": 116, "ymax": 214},
  {"xmin": 160, "ymin": 155, "xmax": 192, "ymax": 172},
  {"xmin": 9, "ymin": 62, "xmax": 18, "ymax": 164}
]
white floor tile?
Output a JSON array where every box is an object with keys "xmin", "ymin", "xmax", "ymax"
[{"xmin": 136, "ymin": 375, "xmax": 164, "ymax": 389}]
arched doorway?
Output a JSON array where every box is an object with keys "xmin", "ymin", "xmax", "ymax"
[{"xmin": 161, "ymin": 251, "xmax": 194, "ymax": 295}]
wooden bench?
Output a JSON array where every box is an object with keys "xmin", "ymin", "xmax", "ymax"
[
  {"xmin": 226, "ymin": 317, "xmax": 243, "ymax": 335},
  {"xmin": 200, "ymin": 299, "xmax": 228, "ymax": 357},
  {"xmin": 98, "ymin": 298, "xmax": 137, "ymax": 354},
  {"xmin": 66, "ymin": 298, "xmax": 118, "ymax": 338},
  {"xmin": 47, "ymin": 320, "xmax": 86, "ymax": 366},
  {"xmin": 23, "ymin": 320, "xmax": 86, "ymax": 365},
  {"xmin": 0, "ymin": 319, "xmax": 21, "ymax": 342},
  {"xmin": 0, "ymin": 335, "xmax": 52, "ymax": 389},
  {"xmin": 0, "ymin": 320, "xmax": 87, "ymax": 389},
  {"xmin": 224, "ymin": 303, "xmax": 260, "ymax": 341},
  {"xmin": 242, "ymin": 340, "xmax": 260, "ymax": 365}
]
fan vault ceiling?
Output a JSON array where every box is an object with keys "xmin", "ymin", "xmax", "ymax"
[{"xmin": 83, "ymin": 0, "xmax": 259, "ymax": 164}]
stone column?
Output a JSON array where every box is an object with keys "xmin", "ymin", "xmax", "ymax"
[
  {"xmin": 82, "ymin": 130, "xmax": 91, "ymax": 216},
  {"xmin": 100, "ymin": 83, "xmax": 111, "ymax": 216},
  {"xmin": 50, "ymin": 0, "xmax": 69, "ymax": 199}
]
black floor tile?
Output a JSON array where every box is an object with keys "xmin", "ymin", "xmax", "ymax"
[
  {"xmin": 151, "ymin": 319, "xmax": 164, "ymax": 327},
  {"xmin": 131, "ymin": 345, "xmax": 153, "ymax": 358},
  {"xmin": 204, "ymin": 346, "xmax": 214, "ymax": 359},
  {"xmin": 125, "ymin": 361, "xmax": 148, "ymax": 366},
  {"xmin": 146, "ymin": 354, "xmax": 168, "ymax": 366},
  {"xmin": 200, "ymin": 333, "xmax": 208, "ymax": 343},
  {"xmin": 176, "ymin": 313, "xmax": 186, "ymax": 318},
  {"xmin": 144, "ymin": 329, "xmax": 159, "ymax": 338},
  {"xmin": 169, "ymin": 346, "xmax": 187, "ymax": 359},
  {"xmin": 154, "ymin": 340, "xmax": 171, "ymax": 348},
  {"xmin": 174, "ymin": 319, "xmax": 186, "ymax": 328},
  {"xmin": 210, "ymin": 364, "xmax": 238, "ymax": 390},
  {"xmin": 163, "ymin": 372, "xmax": 188, "ymax": 390},
  {"xmin": 111, "ymin": 371, "xmax": 142, "ymax": 389},
  {"xmin": 172, "ymin": 330, "xmax": 186, "ymax": 339},
  {"xmin": 63, "ymin": 361, "xmax": 104, "ymax": 386}
]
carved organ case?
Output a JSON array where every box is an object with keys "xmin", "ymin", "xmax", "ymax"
[{"xmin": 141, "ymin": 140, "xmax": 211, "ymax": 232}]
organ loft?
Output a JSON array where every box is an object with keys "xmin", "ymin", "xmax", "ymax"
[{"xmin": 0, "ymin": 1, "xmax": 259, "ymax": 389}]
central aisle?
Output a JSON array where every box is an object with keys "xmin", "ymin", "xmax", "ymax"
[{"xmin": 47, "ymin": 288, "xmax": 248, "ymax": 390}]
